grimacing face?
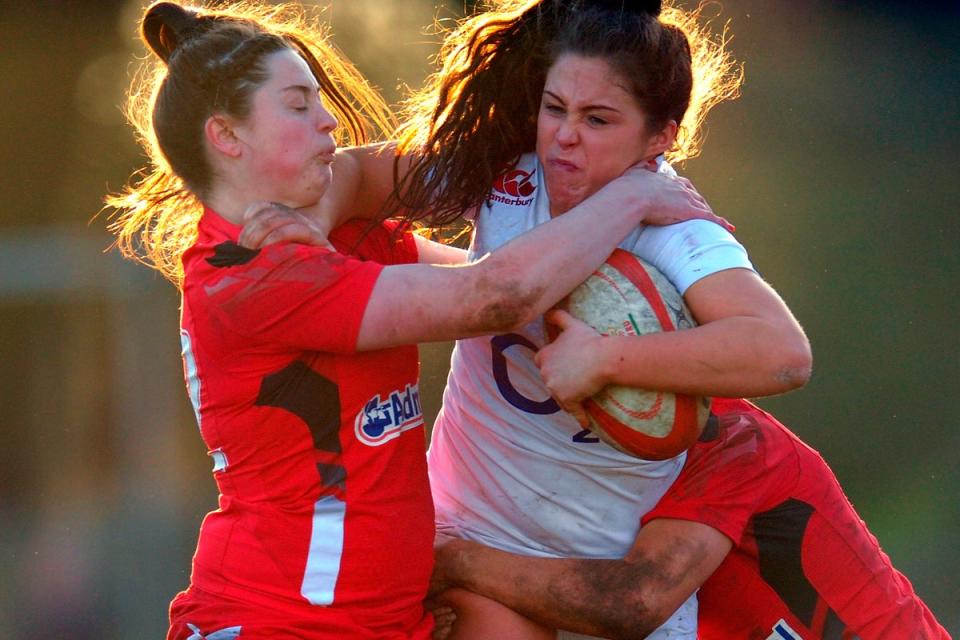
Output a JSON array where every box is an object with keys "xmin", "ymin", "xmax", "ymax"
[{"xmin": 536, "ymin": 53, "xmax": 673, "ymax": 216}]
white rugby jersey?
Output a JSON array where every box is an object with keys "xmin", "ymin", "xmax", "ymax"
[{"xmin": 428, "ymin": 153, "xmax": 754, "ymax": 639}]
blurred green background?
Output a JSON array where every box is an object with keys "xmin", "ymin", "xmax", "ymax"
[{"xmin": 0, "ymin": 1, "xmax": 956, "ymax": 637}]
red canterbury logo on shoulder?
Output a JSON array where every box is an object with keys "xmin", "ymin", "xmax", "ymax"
[{"xmin": 490, "ymin": 167, "xmax": 537, "ymax": 206}]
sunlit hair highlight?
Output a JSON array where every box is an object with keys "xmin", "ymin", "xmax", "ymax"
[
  {"xmin": 106, "ymin": 1, "xmax": 395, "ymax": 285},
  {"xmin": 393, "ymin": 0, "xmax": 742, "ymax": 227}
]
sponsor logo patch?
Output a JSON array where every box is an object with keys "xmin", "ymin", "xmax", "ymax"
[
  {"xmin": 355, "ymin": 384, "xmax": 424, "ymax": 446},
  {"xmin": 490, "ymin": 167, "xmax": 537, "ymax": 206}
]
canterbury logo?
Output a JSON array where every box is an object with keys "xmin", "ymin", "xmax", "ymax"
[{"xmin": 490, "ymin": 167, "xmax": 536, "ymax": 205}]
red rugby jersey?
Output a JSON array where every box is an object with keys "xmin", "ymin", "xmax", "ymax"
[
  {"xmin": 177, "ymin": 210, "xmax": 434, "ymax": 638},
  {"xmin": 643, "ymin": 398, "xmax": 948, "ymax": 640}
]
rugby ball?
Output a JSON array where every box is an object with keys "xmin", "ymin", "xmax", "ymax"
[{"xmin": 552, "ymin": 249, "xmax": 711, "ymax": 460}]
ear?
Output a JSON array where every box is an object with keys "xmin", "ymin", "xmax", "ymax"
[
  {"xmin": 204, "ymin": 114, "xmax": 243, "ymax": 158},
  {"xmin": 645, "ymin": 120, "xmax": 678, "ymax": 159}
]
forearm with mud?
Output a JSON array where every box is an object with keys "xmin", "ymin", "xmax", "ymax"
[
  {"xmin": 439, "ymin": 538, "xmax": 699, "ymax": 640},
  {"xmin": 460, "ymin": 182, "xmax": 659, "ymax": 331}
]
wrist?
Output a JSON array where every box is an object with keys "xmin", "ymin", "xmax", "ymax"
[
  {"xmin": 595, "ymin": 335, "xmax": 622, "ymax": 388},
  {"xmin": 607, "ymin": 171, "xmax": 656, "ymax": 225}
]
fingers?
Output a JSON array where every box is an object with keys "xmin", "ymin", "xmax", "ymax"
[
  {"xmin": 239, "ymin": 204, "xmax": 335, "ymax": 249},
  {"xmin": 261, "ymin": 221, "xmax": 334, "ymax": 250},
  {"xmin": 428, "ymin": 606, "xmax": 456, "ymax": 640},
  {"xmin": 543, "ymin": 308, "xmax": 572, "ymax": 329},
  {"xmin": 241, "ymin": 200, "xmax": 280, "ymax": 223},
  {"xmin": 239, "ymin": 204, "xmax": 293, "ymax": 248},
  {"xmin": 675, "ymin": 177, "xmax": 736, "ymax": 232},
  {"xmin": 566, "ymin": 402, "xmax": 591, "ymax": 428}
]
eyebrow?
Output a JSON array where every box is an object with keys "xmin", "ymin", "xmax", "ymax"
[
  {"xmin": 543, "ymin": 90, "xmax": 621, "ymax": 113},
  {"xmin": 281, "ymin": 85, "xmax": 319, "ymax": 98}
]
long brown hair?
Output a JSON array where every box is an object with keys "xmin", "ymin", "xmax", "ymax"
[
  {"xmin": 105, "ymin": 1, "xmax": 395, "ymax": 285},
  {"xmin": 393, "ymin": 0, "xmax": 742, "ymax": 227}
]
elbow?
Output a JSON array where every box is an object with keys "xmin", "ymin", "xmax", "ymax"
[
  {"xmin": 600, "ymin": 595, "xmax": 675, "ymax": 640},
  {"xmin": 770, "ymin": 330, "xmax": 813, "ymax": 392}
]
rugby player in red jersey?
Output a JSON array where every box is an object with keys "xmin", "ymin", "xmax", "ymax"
[{"xmin": 105, "ymin": 2, "xmax": 724, "ymax": 638}]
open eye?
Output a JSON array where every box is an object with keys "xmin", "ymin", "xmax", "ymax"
[{"xmin": 587, "ymin": 115, "xmax": 609, "ymax": 126}]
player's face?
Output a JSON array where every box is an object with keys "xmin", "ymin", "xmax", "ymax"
[
  {"xmin": 536, "ymin": 54, "xmax": 668, "ymax": 216},
  {"xmin": 231, "ymin": 48, "xmax": 338, "ymax": 208}
]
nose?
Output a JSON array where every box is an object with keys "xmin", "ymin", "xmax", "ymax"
[
  {"xmin": 555, "ymin": 118, "xmax": 578, "ymax": 147},
  {"xmin": 316, "ymin": 104, "xmax": 338, "ymax": 134}
]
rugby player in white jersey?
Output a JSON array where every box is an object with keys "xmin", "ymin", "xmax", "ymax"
[{"xmin": 239, "ymin": 1, "xmax": 812, "ymax": 637}]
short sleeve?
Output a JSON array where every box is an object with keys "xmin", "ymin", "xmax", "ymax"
[
  {"xmin": 641, "ymin": 410, "xmax": 779, "ymax": 545},
  {"xmin": 201, "ymin": 242, "xmax": 382, "ymax": 354},
  {"xmin": 329, "ymin": 220, "xmax": 419, "ymax": 265},
  {"xmin": 630, "ymin": 220, "xmax": 755, "ymax": 295}
]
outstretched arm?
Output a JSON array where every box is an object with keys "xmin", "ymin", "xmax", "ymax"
[
  {"xmin": 434, "ymin": 519, "xmax": 731, "ymax": 640},
  {"xmin": 356, "ymin": 167, "xmax": 725, "ymax": 350},
  {"xmin": 237, "ymin": 166, "xmax": 732, "ymax": 352}
]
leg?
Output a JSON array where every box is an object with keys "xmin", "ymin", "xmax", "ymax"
[{"xmin": 438, "ymin": 587, "xmax": 556, "ymax": 640}]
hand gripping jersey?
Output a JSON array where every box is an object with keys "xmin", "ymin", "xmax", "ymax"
[
  {"xmin": 644, "ymin": 398, "xmax": 949, "ymax": 640},
  {"xmin": 171, "ymin": 212, "xmax": 434, "ymax": 640},
  {"xmin": 427, "ymin": 154, "xmax": 756, "ymax": 639}
]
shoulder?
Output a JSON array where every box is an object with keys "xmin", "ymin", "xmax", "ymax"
[{"xmin": 638, "ymin": 219, "xmax": 744, "ymax": 252}]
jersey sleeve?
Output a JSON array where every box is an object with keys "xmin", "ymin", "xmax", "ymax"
[
  {"xmin": 329, "ymin": 220, "xmax": 420, "ymax": 265},
  {"xmin": 630, "ymin": 220, "xmax": 755, "ymax": 295},
  {"xmin": 201, "ymin": 241, "xmax": 383, "ymax": 354},
  {"xmin": 641, "ymin": 408, "xmax": 794, "ymax": 545}
]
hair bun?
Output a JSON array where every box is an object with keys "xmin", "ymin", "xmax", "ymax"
[
  {"xmin": 586, "ymin": 0, "xmax": 661, "ymax": 18},
  {"xmin": 142, "ymin": 1, "xmax": 200, "ymax": 63}
]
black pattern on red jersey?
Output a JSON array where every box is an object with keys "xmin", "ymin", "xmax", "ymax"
[
  {"xmin": 255, "ymin": 361, "xmax": 345, "ymax": 491},
  {"xmin": 206, "ymin": 241, "xmax": 261, "ymax": 267},
  {"xmin": 753, "ymin": 498, "xmax": 854, "ymax": 638}
]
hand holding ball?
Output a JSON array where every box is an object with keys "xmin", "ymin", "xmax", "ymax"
[{"xmin": 544, "ymin": 249, "xmax": 710, "ymax": 460}]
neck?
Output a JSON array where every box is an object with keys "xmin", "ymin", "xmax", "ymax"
[{"xmin": 203, "ymin": 190, "xmax": 252, "ymax": 226}]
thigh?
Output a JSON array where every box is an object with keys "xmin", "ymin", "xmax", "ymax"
[{"xmin": 438, "ymin": 587, "xmax": 555, "ymax": 640}]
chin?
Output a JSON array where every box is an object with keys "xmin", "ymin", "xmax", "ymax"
[{"xmin": 547, "ymin": 188, "xmax": 586, "ymax": 216}]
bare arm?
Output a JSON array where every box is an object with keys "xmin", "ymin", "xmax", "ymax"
[
  {"xmin": 413, "ymin": 234, "xmax": 468, "ymax": 265},
  {"xmin": 536, "ymin": 268, "xmax": 812, "ymax": 424},
  {"xmin": 434, "ymin": 519, "xmax": 732, "ymax": 640},
  {"xmin": 355, "ymin": 167, "xmax": 721, "ymax": 350}
]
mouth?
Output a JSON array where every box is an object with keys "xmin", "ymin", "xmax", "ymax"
[
  {"xmin": 547, "ymin": 157, "xmax": 580, "ymax": 172},
  {"xmin": 317, "ymin": 149, "xmax": 336, "ymax": 164}
]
